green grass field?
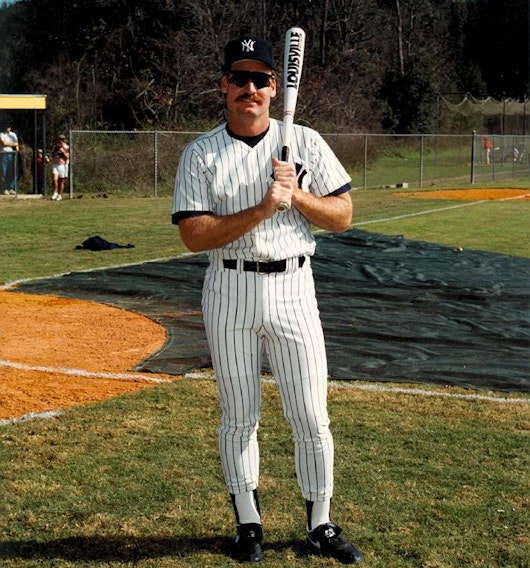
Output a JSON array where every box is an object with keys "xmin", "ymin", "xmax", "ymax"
[
  {"xmin": 1, "ymin": 179, "xmax": 529, "ymax": 285},
  {"xmin": 1, "ymin": 379, "xmax": 529, "ymax": 567},
  {"xmin": 1, "ymin": 180, "xmax": 529, "ymax": 567}
]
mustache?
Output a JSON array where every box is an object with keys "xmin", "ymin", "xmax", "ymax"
[{"xmin": 236, "ymin": 94, "xmax": 261, "ymax": 102}]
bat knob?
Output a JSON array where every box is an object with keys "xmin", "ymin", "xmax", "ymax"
[{"xmin": 276, "ymin": 201, "xmax": 290, "ymax": 212}]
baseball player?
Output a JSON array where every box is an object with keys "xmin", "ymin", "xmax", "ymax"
[{"xmin": 172, "ymin": 34, "xmax": 363, "ymax": 565}]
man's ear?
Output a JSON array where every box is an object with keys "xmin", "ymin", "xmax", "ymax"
[
  {"xmin": 270, "ymin": 77, "xmax": 277, "ymax": 99},
  {"xmin": 221, "ymin": 74, "xmax": 228, "ymax": 94}
]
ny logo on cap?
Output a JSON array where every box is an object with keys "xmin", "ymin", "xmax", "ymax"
[{"xmin": 241, "ymin": 39, "xmax": 255, "ymax": 52}]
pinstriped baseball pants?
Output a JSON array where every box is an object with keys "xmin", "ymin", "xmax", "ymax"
[{"xmin": 202, "ymin": 258, "xmax": 334, "ymax": 502}]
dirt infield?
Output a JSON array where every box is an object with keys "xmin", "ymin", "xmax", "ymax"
[
  {"xmin": 395, "ymin": 188, "xmax": 530, "ymax": 201},
  {"xmin": 1, "ymin": 188, "xmax": 527, "ymax": 422},
  {"xmin": 0, "ymin": 291, "xmax": 171, "ymax": 421}
]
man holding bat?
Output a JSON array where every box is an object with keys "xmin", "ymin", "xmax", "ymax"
[{"xmin": 172, "ymin": 33, "xmax": 362, "ymax": 564}]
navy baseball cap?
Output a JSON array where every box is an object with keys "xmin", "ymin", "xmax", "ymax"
[{"xmin": 224, "ymin": 35, "xmax": 276, "ymax": 71}]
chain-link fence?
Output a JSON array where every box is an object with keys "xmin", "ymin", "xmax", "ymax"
[
  {"xmin": 10, "ymin": 130, "xmax": 530, "ymax": 197},
  {"xmin": 330, "ymin": 132, "xmax": 530, "ymax": 190},
  {"xmin": 68, "ymin": 130, "xmax": 201, "ymax": 197}
]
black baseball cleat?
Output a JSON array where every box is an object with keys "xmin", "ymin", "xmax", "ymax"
[
  {"xmin": 306, "ymin": 522, "xmax": 363, "ymax": 565},
  {"xmin": 232, "ymin": 523, "xmax": 264, "ymax": 563}
]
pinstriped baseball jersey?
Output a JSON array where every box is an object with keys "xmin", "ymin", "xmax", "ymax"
[{"xmin": 172, "ymin": 118, "xmax": 351, "ymax": 262}]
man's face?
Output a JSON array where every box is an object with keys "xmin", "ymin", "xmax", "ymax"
[{"xmin": 221, "ymin": 60, "xmax": 276, "ymax": 122}]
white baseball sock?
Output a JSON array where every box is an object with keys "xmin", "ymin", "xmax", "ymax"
[
  {"xmin": 307, "ymin": 499, "xmax": 331, "ymax": 531},
  {"xmin": 232, "ymin": 490, "xmax": 261, "ymax": 525}
]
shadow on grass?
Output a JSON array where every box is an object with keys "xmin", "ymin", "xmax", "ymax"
[{"xmin": 0, "ymin": 535, "xmax": 308, "ymax": 562}]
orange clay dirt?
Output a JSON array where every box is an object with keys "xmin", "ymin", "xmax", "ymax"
[
  {"xmin": 0, "ymin": 290, "xmax": 172, "ymax": 421},
  {"xmin": 395, "ymin": 188, "xmax": 530, "ymax": 201},
  {"xmin": 0, "ymin": 188, "xmax": 528, "ymax": 421}
]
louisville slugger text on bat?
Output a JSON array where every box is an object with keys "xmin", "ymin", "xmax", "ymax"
[{"xmin": 276, "ymin": 27, "xmax": 306, "ymax": 212}]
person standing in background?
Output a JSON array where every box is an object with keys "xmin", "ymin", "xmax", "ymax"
[
  {"xmin": 1, "ymin": 123, "xmax": 19, "ymax": 195},
  {"xmin": 483, "ymin": 136, "xmax": 493, "ymax": 165},
  {"xmin": 33, "ymin": 148, "xmax": 50, "ymax": 194},
  {"xmin": 51, "ymin": 134, "xmax": 69, "ymax": 201}
]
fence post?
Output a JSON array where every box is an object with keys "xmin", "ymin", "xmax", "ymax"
[
  {"xmin": 491, "ymin": 134, "xmax": 496, "ymax": 181},
  {"xmin": 69, "ymin": 131, "xmax": 74, "ymax": 198},
  {"xmin": 363, "ymin": 134, "xmax": 368, "ymax": 189},
  {"xmin": 470, "ymin": 130, "xmax": 476, "ymax": 184},
  {"xmin": 13, "ymin": 149, "xmax": 18, "ymax": 194},
  {"xmin": 153, "ymin": 130, "xmax": 158, "ymax": 197},
  {"xmin": 42, "ymin": 112, "xmax": 47, "ymax": 196},
  {"xmin": 32, "ymin": 110, "xmax": 38, "ymax": 194},
  {"xmin": 419, "ymin": 134, "xmax": 424, "ymax": 188}
]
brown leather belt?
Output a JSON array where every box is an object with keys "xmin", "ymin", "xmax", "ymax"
[{"xmin": 223, "ymin": 256, "xmax": 305, "ymax": 274}]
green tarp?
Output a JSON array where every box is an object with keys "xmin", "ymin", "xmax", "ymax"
[{"xmin": 16, "ymin": 230, "xmax": 530, "ymax": 392}]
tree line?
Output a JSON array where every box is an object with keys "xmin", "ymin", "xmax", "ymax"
[{"xmin": 0, "ymin": 0, "xmax": 527, "ymax": 137}]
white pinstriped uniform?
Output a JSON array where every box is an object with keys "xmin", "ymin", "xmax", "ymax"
[{"xmin": 172, "ymin": 118, "xmax": 351, "ymax": 502}]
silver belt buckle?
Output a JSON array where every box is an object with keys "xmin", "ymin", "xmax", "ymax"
[{"xmin": 256, "ymin": 258, "xmax": 269, "ymax": 275}]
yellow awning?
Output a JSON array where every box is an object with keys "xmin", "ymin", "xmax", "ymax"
[{"xmin": 0, "ymin": 94, "xmax": 47, "ymax": 110}]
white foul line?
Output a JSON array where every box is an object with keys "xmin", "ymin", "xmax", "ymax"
[
  {"xmin": 0, "ymin": 410, "xmax": 64, "ymax": 427},
  {"xmin": 353, "ymin": 200, "xmax": 487, "ymax": 226},
  {"xmin": 0, "ymin": 363, "xmax": 174, "ymax": 427},
  {"xmin": 184, "ymin": 372, "xmax": 529, "ymax": 405},
  {"xmin": 2, "ymin": 370, "xmax": 526, "ymax": 427},
  {"xmin": 352, "ymin": 192, "xmax": 530, "ymax": 227},
  {"xmin": 327, "ymin": 380, "xmax": 529, "ymax": 405},
  {"xmin": 0, "ymin": 359, "xmax": 172, "ymax": 383}
]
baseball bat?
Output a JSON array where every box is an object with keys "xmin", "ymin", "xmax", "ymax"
[{"xmin": 277, "ymin": 26, "xmax": 306, "ymax": 212}]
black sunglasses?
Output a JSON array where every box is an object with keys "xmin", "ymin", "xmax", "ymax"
[{"xmin": 228, "ymin": 71, "xmax": 275, "ymax": 89}]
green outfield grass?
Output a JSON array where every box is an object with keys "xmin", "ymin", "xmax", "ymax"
[
  {"xmin": 352, "ymin": 184, "xmax": 530, "ymax": 257},
  {"xmin": 1, "ymin": 179, "xmax": 529, "ymax": 285},
  {"xmin": 1, "ymin": 179, "xmax": 529, "ymax": 567}
]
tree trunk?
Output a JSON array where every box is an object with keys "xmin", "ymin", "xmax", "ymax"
[
  {"xmin": 320, "ymin": 0, "xmax": 329, "ymax": 66},
  {"xmin": 395, "ymin": 0, "xmax": 405, "ymax": 77}
]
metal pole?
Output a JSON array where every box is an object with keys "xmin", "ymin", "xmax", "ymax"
[
  {"xmin": 490, "ymin": 134, "xmax": 497, "ymax": 181},
  {"xmin": 42, "ymin": 112, "xmax": 47, "ymax": 196},
  {"xmin": 33, "ymin": 109, "xmax": 38, "ymax": 193},
  {"xmin": 69, "ymin": 131, "xmax": 73, "ymax": 198},
  {"xmin": 470, "ymin": 130, "xmax": 476, "ymax": 184},
  {"xmin": 153, "ymin": 130, "xmax": 158, "ymax": 197},
  {"xmin": 363, "ymin": 134, "xmax": 368, "ymax": 189},
  {"xmin": 419, "ymin": 134, "xmax": 424, "ymax": 188},
  {"xmin": 13, "ymin": 145, "xmax": 18, "ymax": 195}
]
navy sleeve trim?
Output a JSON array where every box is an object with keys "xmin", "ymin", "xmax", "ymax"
[
  {"xmin": 325, "ymin": 183, "xmax": 351, "ymax": 197},
  {"xmin": 172, "ymin": 211, "xmax": 213, "ymax": 225}
]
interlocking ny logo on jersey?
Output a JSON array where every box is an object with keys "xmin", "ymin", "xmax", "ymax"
[{"xmin": 241, "ymin": 39, "xmax": 255, "ymax": 52}]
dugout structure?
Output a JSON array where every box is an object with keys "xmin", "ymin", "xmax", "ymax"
[{"xmin": 0, "ymin": 94, "xmax": 47, "ymax": 195}]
